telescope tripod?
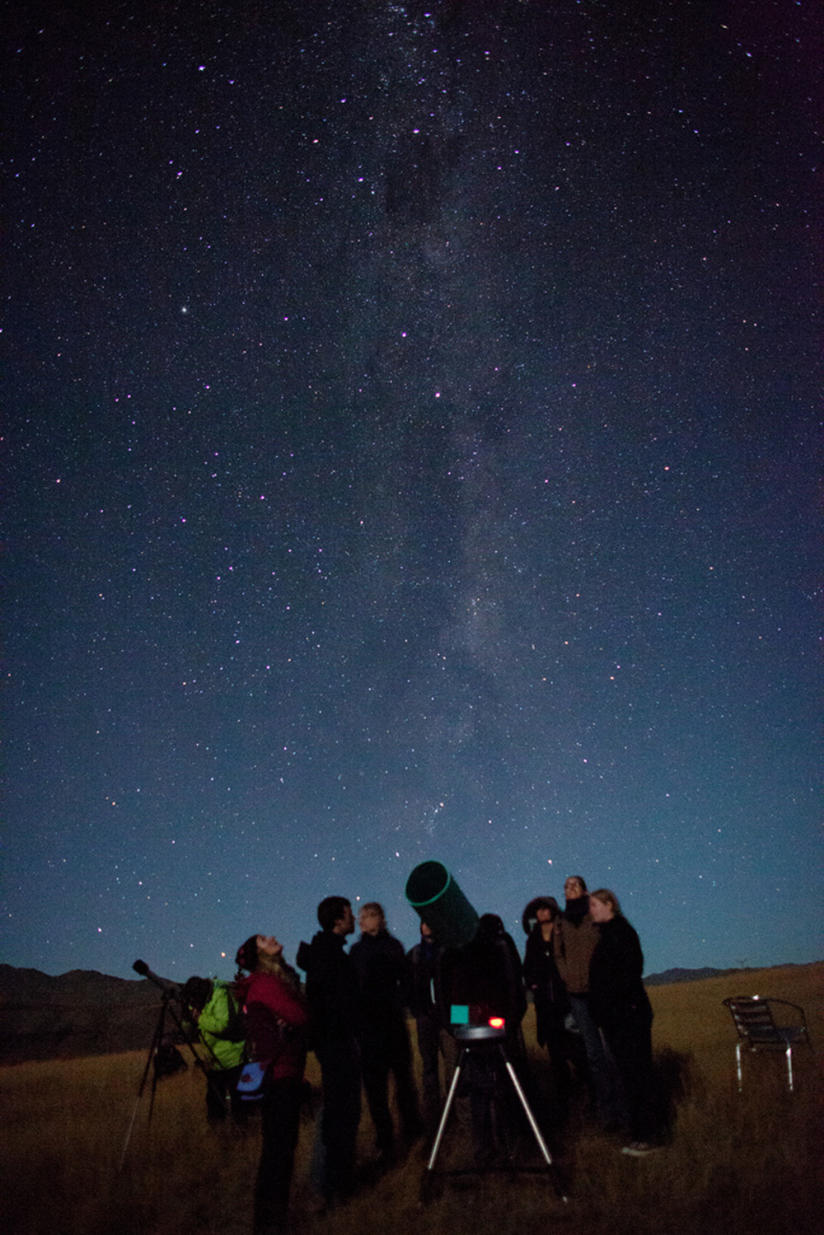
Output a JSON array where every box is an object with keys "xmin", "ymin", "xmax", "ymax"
[
  {"xmin": 423, "ymin": 1025, "xmax": 568, "ymax": 1203},
  {"xmin": 118, "ymin": 978, "xmax": 226, "ymax": 1171}
]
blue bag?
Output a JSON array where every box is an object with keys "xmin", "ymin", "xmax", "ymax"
[{"xmin": 236, "ymin": 1060, "xmax": 269, "ymax": 1101}]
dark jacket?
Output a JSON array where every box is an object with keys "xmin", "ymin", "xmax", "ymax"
[
  {"xmin": 588, "ymin": 915, "xmax": 652, "ymax": 1028},
  {"xmin": 407, "ymin": 936, "xmax": 440, "ymax": 1020},
  {"xmin": 439, "ymin": 915, "xmax": 526, "ymax": 1029},
  {"xmin": 298, "ymin": 929, "xmax": 360, "ymax": 1053},
  {"xmin": 350, "ymin": 930, "xmax": 409, "ymax": 1036},
  {"xmin": 523, "ymin": 927, "xmax": 569, "ymax": 1045}
]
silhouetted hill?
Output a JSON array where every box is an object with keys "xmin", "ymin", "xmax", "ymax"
[
  {"xmin": 0, "ymin": 961, "xmax": 818, "ymax": 1062},
  {"xmin": 644, "ymin": 961, "xmax": 822, "ymax": 985},
  {"xmin": 645, "ymin": 966, "xmax": 739, "ymax": 986},
  {"xmin": 0, "ymin": 964, "xmax": 176, "ymax": 1063}
]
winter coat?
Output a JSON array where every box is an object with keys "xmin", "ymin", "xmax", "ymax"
[
  {"xmin": 196, "ymin": 980, "xmax": 246, "ymax": 1070},
  {"xmin": 523, "ymin": 927, "xmax": 569, "ymax": 1045},
  {"xmin": 235, "ymin": 969, "xmax": 308, "ymax": 1081},
  {"xmin": 299, "ymin": 930, "xmax": 360, "ymax": 1055},
  {"xmin": 588, "ymin": 915, "xmax": 652, "ymax": 1030},
  {"xmin": 350, "ymin": 930, "xmax": 410, "ymax": 1036},
  {"xmin": 552, "ymin": 897, "xmax": 599, "ymax": 995}
]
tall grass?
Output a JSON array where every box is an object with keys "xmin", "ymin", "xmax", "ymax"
[{"xmin": 2, "ymin": 963, "xmax": 820, "ymax": 1235}]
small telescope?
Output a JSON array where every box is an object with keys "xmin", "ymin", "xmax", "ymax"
[{"xmin": 132, "ymin": 959, "xmax": 181, "ymax": 998}]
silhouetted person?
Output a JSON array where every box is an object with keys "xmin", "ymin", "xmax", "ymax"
[
  {"xmin": 297, "ymin": 896, "xmax": 361, "ymax": 1206},
  {"xmin": 407, "ymin": 920, "xmax": 444, "ymax": 1134},
  {"xmin": 350, "ymin": 902, "xmax": 422, "ymax": 1166},
  {"xmin": 522, "ymin": 897, "xmax": 576, "ymax": 1121},
  {"xmin": 553, "ymin": 875, "xmax": 623, "ymax": 1127},
  {"xmin": 589, "ymin": 889, "xmax": 660, "ymax": 1155},
  {"xmin": 439, "ymin": 912, "xmax": 527, "ymax": 1166}
]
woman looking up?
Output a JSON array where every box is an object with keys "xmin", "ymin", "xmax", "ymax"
[{"xmin": 235, "ymin": 933, "xmax": 309, "ymax": 1234}]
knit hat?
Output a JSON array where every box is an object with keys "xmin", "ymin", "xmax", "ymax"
[
  {"xmin": 181, "ymin": 975, "xmax": 213, "ymax": 1012},
  {"xmin": 235, "ymin": 935, "xmax": 259, "ymax": 972}
]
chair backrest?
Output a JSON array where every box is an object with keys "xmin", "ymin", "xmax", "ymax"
[{"xmin": 722, "ymin": 996, "xmax": 809, "ymax": 1045}]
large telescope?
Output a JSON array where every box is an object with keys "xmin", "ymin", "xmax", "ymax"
[
  {"xmin": 405, "ymin": 859, "xmax": 479, "ymax": 949},
  {"xmin": 405, "ymin": 861, "xmax": 525, "ymax": 1032},
  {"xmin": 406, "ymin": 863, "xmax": 565, "ymax": 1199}
]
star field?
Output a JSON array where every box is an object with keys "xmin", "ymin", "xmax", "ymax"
[{"xmin": 3, "ymin": 0, "xmax": 821, "ymax": 982}]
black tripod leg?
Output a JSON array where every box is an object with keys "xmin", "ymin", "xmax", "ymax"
[
  {"xmin": 157, "ymin": 992, "xmax": 230, "ymax": 1118},
  {"xmin": 118, "ymin": 1001, "xmax": 167, "ymax": 1172}
]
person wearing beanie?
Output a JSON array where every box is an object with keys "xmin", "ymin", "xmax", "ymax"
[
  {"xmin": 181, "ymin": 974, "xmax": 246, "ymax": 1123},
  {"xmin": 234, "ymin": 933, "xmax": 308, "ymax": 1235}
]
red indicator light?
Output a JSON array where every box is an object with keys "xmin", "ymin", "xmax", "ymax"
[{"xmin": 488, "ymin": 1016, "xmax": 505, "ymax": 1029}]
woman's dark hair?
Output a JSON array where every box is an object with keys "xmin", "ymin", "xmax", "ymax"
[
  {"xmin": 478, "ymin": 912, "xmax": 505, "ymax": 938},
  {"xmin": 521, "ymin": 896, "xmax": 560, "ymax": 934}
]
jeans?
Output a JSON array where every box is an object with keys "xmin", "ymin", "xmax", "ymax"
[{"xmin": 568, "ymin": 993, "xmax": 626, "ymax": 1127}]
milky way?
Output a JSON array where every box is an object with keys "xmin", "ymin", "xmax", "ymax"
[{"xmin": 4, "ymin": 1, "xmax": 820, "ymax": 981}]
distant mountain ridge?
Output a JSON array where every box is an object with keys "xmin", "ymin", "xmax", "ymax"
[
  {"xmin": 0, "ymin": 963, "xmax": 172, "ymax": 1063},
  {"xmin": 0, "ymin": 961, "xmax": 814, "ymax": 1063},
  {"xmin": 645, "ymin": 966, "xmax": 746, "ymax": 986},
  {"xmin": 0, "ymin": 964, "xmax": 156, "ymax": 1002}
]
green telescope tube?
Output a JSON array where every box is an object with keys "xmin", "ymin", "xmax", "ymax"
[{"xmin": 405, "ymin": 860, "xmax": 479, "ymax": 949}]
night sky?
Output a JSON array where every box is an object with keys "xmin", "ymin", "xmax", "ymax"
[{"xmin": 4, "ymin": 0, "xmax": 821, "ymax": 985}]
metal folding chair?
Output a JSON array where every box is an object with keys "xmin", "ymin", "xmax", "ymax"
[{"xmin": 722, "ymin": 996, "xmax": 813, "ymax": 1093}]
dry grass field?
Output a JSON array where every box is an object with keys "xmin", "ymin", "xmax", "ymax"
[{"xmin": 2, "ymin": 962, "xmax": 821, "ymax": 1235}]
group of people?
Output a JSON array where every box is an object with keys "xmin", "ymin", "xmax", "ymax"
[
  {"xmin": 523, "ymin": 876, "xmax": 660, "ymax": 1157},
  {"xmin": 179, "ymin": 878, "xmax": 659, "ymax": 1233},
  {"xmin": 182, "ymin": 897, "xmax": 427, "ymax": 1233}
]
